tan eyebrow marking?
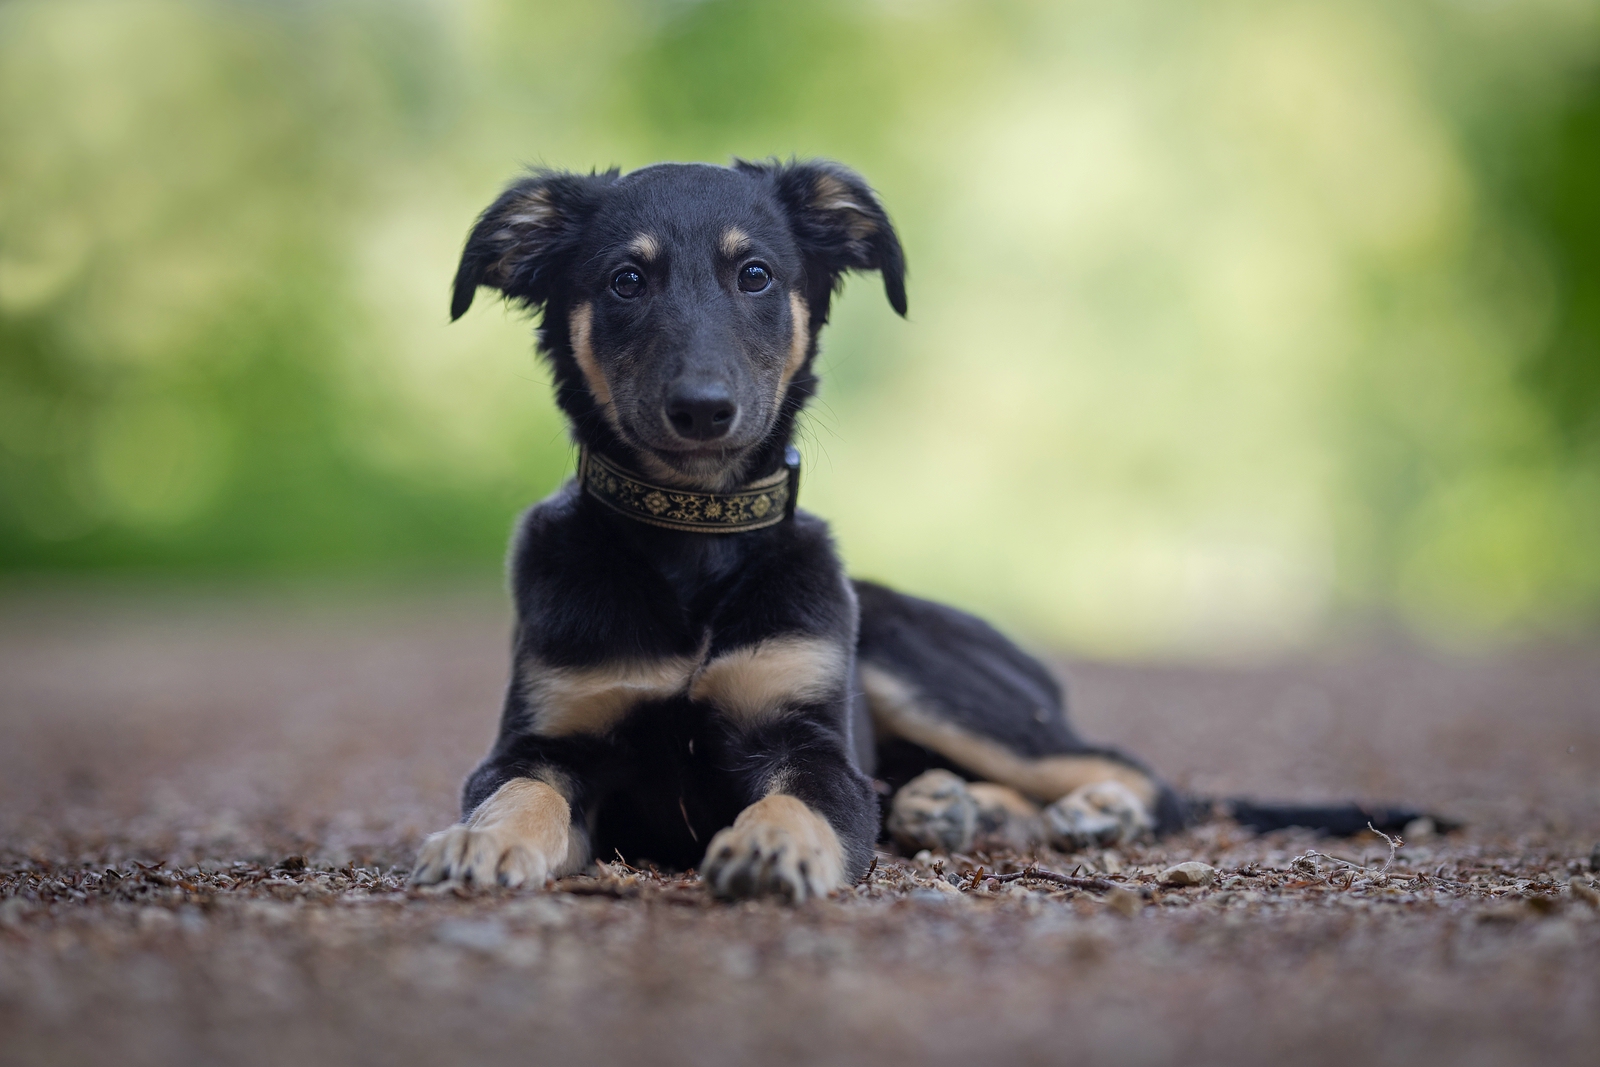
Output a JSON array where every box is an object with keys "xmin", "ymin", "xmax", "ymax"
[
  {"xmin": 628, "ymin": 233, "xmax": 661, "ymax": 261},
  {"xmin": 720, "ymin": 226, "xmax": 751, "ymax": 258}
]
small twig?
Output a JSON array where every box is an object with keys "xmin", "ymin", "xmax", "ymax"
[
  {"xmin": 1367, "ymin": 821, "xmax": 1401, "ymax": 875},
  {"xmin": 857, "ymin": 855, "xmax": 879, "ymax": 887},
  {"xmin": 1294, "ymin": 827, "xmax": 1402, "ymax": 882},
  {"xmin": 985, "ymin": 864, "xmax": 1116, "ymax": 893},
  {"xmin": 1297, "ymin": 850, "xmax": 1370, "ymax": 875}
]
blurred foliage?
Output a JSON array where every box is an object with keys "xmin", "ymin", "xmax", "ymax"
[{"xmin": 1, "ymin": 0, "xmax": 1598, "ymax": 655}]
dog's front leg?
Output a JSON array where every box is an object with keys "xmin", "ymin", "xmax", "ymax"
[
  {"xmin": 411, "ymin": 745, "xmax": 595, "ymax": 889},
  {"xmin": 701, "ymin": 789, "xmax": 848, "ymax": 904},
  {"xmin": 690, "ymin": 636, "xmax": 878, "ymax": 903}
]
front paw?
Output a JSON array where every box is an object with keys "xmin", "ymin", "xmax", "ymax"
[
  {"xmin": 701, "ymin": 794, "xmax": 844, "ymax": 904},
  {"xmin": 410, "ymin": 824, "xmax": 553, "ymax": 888},
  {"xmin": 1043, "ymin": 780, "xmax": 1154, "ymax": 850},
  {"xmin": 409, "ymin": 777, "xmax": 573, "ymax": 889}
]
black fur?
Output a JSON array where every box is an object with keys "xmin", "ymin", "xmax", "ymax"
[
  {"xmin": 853, "ymin": 581, "xmax": 1188, "ymax": 833},
  {"xmin": 441, "ymin": 158, "xmax": 1440, "ymax": 888},
  {"xmin": 450, "ymin": 159, "xmax": 906, "ymax": 879},
  {"xmin": 463, "ymin": 486, "xmax": 877, "ymax": 874}
]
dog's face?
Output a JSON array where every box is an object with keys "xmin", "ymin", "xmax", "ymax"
[
  {"xmin": 451, "ymin": 160, "xmax": 906, "ymax": 488},
  {"xmin": 563, "ymin": 167, "xmax": 812, "ymax": 483}
]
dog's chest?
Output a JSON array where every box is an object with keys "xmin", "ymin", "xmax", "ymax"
[{"xmin": 520, "ymin": 631, "xmax": 847, "ymax": 739}]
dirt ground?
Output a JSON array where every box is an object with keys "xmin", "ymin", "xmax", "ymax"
[{"xmin": 1, "ymin": 587, "xmax": 1597, "ymax": 1067}]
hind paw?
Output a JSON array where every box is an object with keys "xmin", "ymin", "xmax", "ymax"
[
  {"xmin": 887, "ymin": 769, "xmax": 978, "ymax": 853},
  {"xmin": 1043, "ymin": 780, "xmax": 1154, "ymax": 850}
]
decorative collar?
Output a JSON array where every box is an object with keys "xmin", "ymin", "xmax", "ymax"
[{"xmin": 578, "ymin": 446, "xmax": 800, "ymax": 533}]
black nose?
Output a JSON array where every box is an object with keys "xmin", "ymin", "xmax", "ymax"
[{"xmin": 665, "ymin": 385, "xmax": 737, "ymax": 441}]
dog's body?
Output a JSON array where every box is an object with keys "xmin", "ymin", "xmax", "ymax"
[{"xmin": 412, "ymin": 160, "xmax": 1427, "ymax": 901}]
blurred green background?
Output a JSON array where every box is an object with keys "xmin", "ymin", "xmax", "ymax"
[{"xmin": 2, "ymin": 0, "xmax": 1598, "ymax": 657}]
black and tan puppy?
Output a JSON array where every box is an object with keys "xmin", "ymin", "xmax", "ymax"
[{"xmin": 411, "ymin": 160, "xmax": 1427, "ymax": 901}]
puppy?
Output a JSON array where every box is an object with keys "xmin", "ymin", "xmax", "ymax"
[{"xmin": 411, "ymin": 159, "xmax": 1430, "ymax": 901}]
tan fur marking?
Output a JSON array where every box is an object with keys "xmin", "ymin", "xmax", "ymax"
[
  {"xmin": 860, "ymin": 666, "xmax": 1159, "ymax": 807},
  {"xmin": 810, "ymin": 174, "xmax": 863, "ymax": 214},
  {"xmin": 690, "ymin": 636, "xmax": 846, "ymax": 724},
  {"xmin": 749, "ymin": 792, "xmax": 842, "ymax": 867},
  {"xmin": 410, "ymin": 776, "xmax": 583, "ymax": 887},
  {"xmin": 490, "ymin": 189, "xmax": 556, "ymax": 283},
  {"xmin": 568, "ymin": 303, "xmax": 611, "ymax": 408},
  {"xmin": 628, "ymin": 233, "xmax": 661, "ymax": 261},
  {"xmin": 720, "ymin": 226, "xmax": 752, "ymax": 258},
  {"xmin": 780, "ymin": 290, "xmax": 811, "ymax": 389},
  {"xmin": 967, "ymin": 782, "xmax": 1042, "ymax": 819},
  {"xmin": 506, "ymin": 188, "xmax": 555, "ymax": 228},
  {"xmin": 702, "ymin": 793, "xmax": 846, "ymax": 901},
  {"xmin": 526, "ymin": 655, "xmax": 698, "ymax": 737},
  {"xmin": 467, "ymin": 777, "xmax": 573, "ymax": 864},
  {"xmin": 810, "ymin": 174, "xmax": 877, "ymax": 239}
]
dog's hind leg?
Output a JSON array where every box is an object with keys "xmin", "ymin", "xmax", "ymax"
[{"xmin": 854, "ymin": 580, "xmax": 1184, "ymax": 853}]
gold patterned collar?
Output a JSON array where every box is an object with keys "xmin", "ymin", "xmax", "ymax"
[{"xmin": 578, "ymin": 446, "xmax": 800, "ymax": 533}]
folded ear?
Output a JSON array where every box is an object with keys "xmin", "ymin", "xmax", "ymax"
[
  {"xmin": 738, "ymin": 158, "xmax": 907, "ymax": 318},
  {"xmin": 450, "ymin": 168, "xmax": 618, "ymax": 321}
]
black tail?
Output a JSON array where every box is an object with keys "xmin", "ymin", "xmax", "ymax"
[{"xmin": 1190, "ymin": 797, "xmax": 1457, "ymax": 837}]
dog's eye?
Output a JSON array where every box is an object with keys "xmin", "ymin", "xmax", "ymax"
[
  {"xmin": 738, "ymin": 263, "xmax": 771, "ymax": 293},
  {"xmin": 611, "ymin": 269, "xmax": 645, "ymax": 299}
]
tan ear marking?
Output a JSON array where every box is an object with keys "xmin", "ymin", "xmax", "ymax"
[
  {"xmin": 809, "ymin": 174, "xmax": 859, "ymax": 213},
  {"xmin": 485, "ymin": 189, "xmax": 559, "ymax": 285},
  {"xmin": 505, "ymin": 187, "xmax": 556, "ymax": 229},
  {"xmin": 810, "ymin": 174, "xmax": 877, "ymax": 239}
]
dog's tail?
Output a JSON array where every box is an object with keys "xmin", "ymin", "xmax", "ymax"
[{"xmin": 1181, "ymin": 795, "xmax": 1457, "ymax": 836}]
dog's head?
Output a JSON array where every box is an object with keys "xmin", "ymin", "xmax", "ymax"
[{"xmin": 451, "ymin": 160, "xmax": 906, "ymax": 489}]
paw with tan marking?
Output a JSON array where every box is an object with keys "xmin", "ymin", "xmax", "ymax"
[
  {"xmin": 886, "ymin": 769, "xmax": 978, "ymax": 853},
  {"xmin": 968, "ymin": 782, "xmax": 1046, "ymax": 851},
  {"xmin": 410, "ymin": 778, "xmax": 573, "ymax": 889},
  {"xmin": 701, "ymin": 794, "xmax": 844, "ymax": 904},
  {"xmin": 1042, "ymin": 780, "xmax": 1154, "ymax": 850}
]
